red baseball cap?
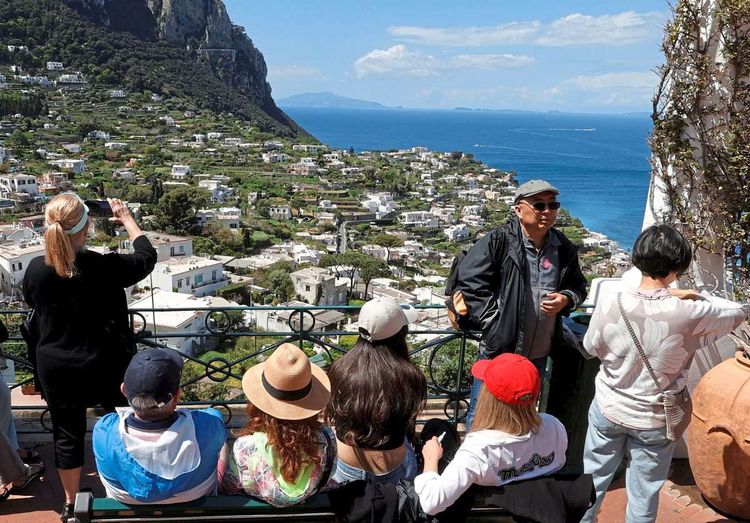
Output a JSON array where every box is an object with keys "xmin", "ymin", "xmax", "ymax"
[{"xmin": 471, "ymin": 354, "xmax": 541, "ymax": 405}]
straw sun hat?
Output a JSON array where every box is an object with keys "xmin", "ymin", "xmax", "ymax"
[{"xmin": 242, "ymin": 343, "xmax": 330, "ymax": 420}]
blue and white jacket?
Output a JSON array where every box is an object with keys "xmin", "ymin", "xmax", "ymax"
[{"xmin": 94, "ymin": 407, "xmax": 227, "ymax": 504}]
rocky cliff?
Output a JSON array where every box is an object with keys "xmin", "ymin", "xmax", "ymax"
[{"xmin": 63, "ymin": 0, "xmax": 299, "ymax": 134}]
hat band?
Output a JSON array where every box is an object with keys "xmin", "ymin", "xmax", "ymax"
[{"xmin": 261, "ymin": 372, "xmax": 312, "ymax": 401}]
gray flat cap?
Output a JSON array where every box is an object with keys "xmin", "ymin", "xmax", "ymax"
[{"xmin": 514, "ymin": 179, "xmax": 559, "ymax": 203}]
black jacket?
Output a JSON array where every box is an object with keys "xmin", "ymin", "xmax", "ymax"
[
  {"xmin": 456, "ymin": 216, "xmax": 587, "ymax": 358},
  {"xmin": 22, "ymin": 235, "xmax": 156, "ymax": 406}
]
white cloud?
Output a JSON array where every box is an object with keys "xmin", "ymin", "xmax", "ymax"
[
  {"xmin": 354, "ymin": 45, "xmax": 534, "ymax": 78},
  {"xmin": 267, "ymin": 65, "xmax": 322, "ymax": 79},
  {"xmin": 536, "ymin": 12, "xmax": 664, "ymax": 46},
  {"xmin": 388, "ymin": 22, "xmax": 540, "ymax": 47},
  {"xmin": 387, "ymin": 11, "xmax": 663, "ymax": 47},
  {"xmin": 561, "ymin": 71, "xmax": 657, "ymax": 90}
]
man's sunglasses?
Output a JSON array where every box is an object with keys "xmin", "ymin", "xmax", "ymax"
[{"xmin": 520, "ymin": 201, "xmax": 561, "ymax": 212}]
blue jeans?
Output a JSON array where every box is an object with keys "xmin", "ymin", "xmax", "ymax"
[
  {"xmin": 466, "ymin": 354, "xmax": 547, "ymax": 431},
  {"xmin": 330, "ymin": 440, "xmax": 418, "ymax": 486},
  {"xmin": 581, "ymin": 401, "xmax": 676, "ymax": 523}
]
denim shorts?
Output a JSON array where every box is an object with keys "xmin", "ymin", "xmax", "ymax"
[{"xmin": 330, "ymin": 439, "xmax": 418, "ymax": 486}]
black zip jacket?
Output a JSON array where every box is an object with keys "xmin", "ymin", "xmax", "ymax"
[{"xmin": 457, "ymin": 216, "xmax": 588, "ymax": 358}]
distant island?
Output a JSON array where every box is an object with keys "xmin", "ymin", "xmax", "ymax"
[{"xmin": 278, "ymin": 92, "xmax": 387, "ymax": 109}]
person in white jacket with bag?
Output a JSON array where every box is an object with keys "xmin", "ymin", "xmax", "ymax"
[
  {"xmin": 415, "ymin": 353, "xmax": 567, "ymax": 515},
  {"xmin": 581, "ymin": 224, "xmax": 750, "ymax": 523}
]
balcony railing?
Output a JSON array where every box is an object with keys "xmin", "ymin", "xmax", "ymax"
[{"xmin": 1, "ymin": 303, "xmax": 486, "ymax": 434}]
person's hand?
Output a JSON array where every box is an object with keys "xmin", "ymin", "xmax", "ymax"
[
  {"xmin": 422, "ymin": 436, "xmax": 444, "ymax": 463},
  {"xmin": 107, "ymin": 198, "xmax": 133, "ymax": 225},
  {"xmin": 541, "ymin": 292, "xmax": 570, "ymax": 315},
  {"xmin": 669, "ymin": 288, "xmax": 704, "ymax": 301}
]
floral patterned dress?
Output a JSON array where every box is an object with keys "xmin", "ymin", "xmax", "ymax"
[{"xmin": 221, "ymin": 426, "xmax": 335, "ymax": 507}]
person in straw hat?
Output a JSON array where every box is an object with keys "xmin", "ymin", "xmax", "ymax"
[{"xmin": 221, "ymin": 343, "xmax": 335, "ymax": 507}]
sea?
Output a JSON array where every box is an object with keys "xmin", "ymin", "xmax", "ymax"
[{"xmin": 283, "ymin": 107, "xmax": 653, "ymax": 250}]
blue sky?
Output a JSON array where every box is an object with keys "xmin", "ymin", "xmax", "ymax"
[{"xmin": 224, "ymin": 1, "xmax": 669, "ymax": 112}]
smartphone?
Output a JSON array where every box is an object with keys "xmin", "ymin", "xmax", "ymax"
[{"xmin": 85, "ymin": 200, "xmax": 113, "ymax": 218}]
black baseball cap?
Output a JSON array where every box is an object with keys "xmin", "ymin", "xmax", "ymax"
[{"xmin": 123, "ymin": 348, "xmax": 184, "ymax": 406}]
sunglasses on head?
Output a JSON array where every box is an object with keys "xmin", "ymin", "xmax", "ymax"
[{"xmin": 521, "ymin": 200, "xmax": 561, "ymax": 211}]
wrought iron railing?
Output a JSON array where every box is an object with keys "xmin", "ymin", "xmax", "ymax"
[{"xmin": 1, "ymin": 303, "xmax": 483, "ymax": 433}]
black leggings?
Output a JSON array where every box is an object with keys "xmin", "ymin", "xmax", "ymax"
[{"xmin": 47, "ymin": 398, "xmax": 120, "ymax": 469}]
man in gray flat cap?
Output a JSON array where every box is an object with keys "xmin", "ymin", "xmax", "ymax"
[{"xmin": 457, "ymin": 179, "xmax": 588, "ymax": 428}]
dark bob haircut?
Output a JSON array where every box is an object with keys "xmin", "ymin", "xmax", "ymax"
[{"xmin": 631, "ymin": 224, "xmax": 692, "ymax": 278}]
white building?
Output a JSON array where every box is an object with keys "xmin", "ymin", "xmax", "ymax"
[
  {"xmin": 261, "ymin": 152, "xmax": 289, "ymax": 163},
  {"xmin": 48, "ymin": 159, "xmax": 85, "ymax": 174},
  {"xmin": 431, "ymin": 205, "xmax": 456, "ymax": 224},
  {"xmin": 268, "ymin": 205, "xmax": 292, "ymax": 221},
  {"xmin": 0, "ymin": 174, "xmax": 37, "ymax": 196},
  {"xmin": 104, "ymin": 142, "xmax": 127, "ymax": 150},
  {"xmin": 110, "ymin": 89, "xmax": 126, "ymax": 98},
  {"xmin": 61, "ymin": 143, "xmax": 81, "ymax": 154},
  {"xmin": 444, "ymin": 224, "xmax": 470, "ymax": 241},
  {"xmin": 58, "ymin": 74, "xmax": 84, "ymax": 84},
  {"xmin": 292, "ymin": 144, "xmax": 327, "ymax": 153},
  {"xmin": 88, "ymin": 130, "xmax": 110, "ymax": 140},
  {"xmin": 207, "ymin": 132, "xmax": 222, "ymax": 140},
  {"xmin": 146, "ymin": 256, "xmax": 228, "ymax": 297},
  {"xmin": 289, "ymin": 161, "xmax": 318, "ymax": 176},
  {"xmin": 0, "ymin": 236, "xmax": 45, "ymax": 298},
  {"xmin": 291, "ymin": 244, "xmax": 323, "ymax": 266},
  {"xmin": 255, "ymin": 300, "xmax": 346, "ymax": 333},
  {"xmin": 399, "ymin": 211, "xmax": 438, "ymax": 229},
  {"xmin": 129, "ymin": 289, "xmax": 211, "ymax": 355},
  {"xmin": 198, "ymin": 179, "xmax": 234, "ymax": 203},
  {"xmin": 290, "ymin": 267, "xmax": 347, "ymax": 306},
  {"xmin": 46, "ymin": 61, "xmax": 64, "ymax": 71},
  {"xmin": 171, "ymin": 164, "xmax": 191, "ymax": 180},
  {"xmin": 362, "ymin": 192, "xmax": 396, "ymax": 218},
  {"xmin": 195, "ymin": 207, "xmax": 241, "ymax": 229},
  {"xmin": 125, "ymin": 232, "xmax": 193, "ymax": 262},
  {"xmin": 223, "ymin": 137, "xmax": 242, "ymax": 147}
]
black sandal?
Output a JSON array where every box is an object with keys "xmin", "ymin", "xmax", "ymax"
[
  {"xmin": 10, "ymin": 462, "xmax": 44, "ymax": 492},
  {"xmin": 60, "ymin": 502, "xmax": 74, "ymax": 523}
]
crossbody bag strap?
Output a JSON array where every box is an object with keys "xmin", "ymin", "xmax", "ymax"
[
  {"xmin": 316, "ymin": 428, "xmax": 336, "ymax": 491},
  {"xmin": 616, "ymin": 292, "xmax": 664, "ymax": 394}
]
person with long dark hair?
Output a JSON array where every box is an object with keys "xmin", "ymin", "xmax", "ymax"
[
  {"xmin": 581, "ymin": 225, "xmax": 749, "ymax": 522},
  {"xmin": 327, "ymin": 298, "xmax": 427, "ymax": 485},
  {"xmin": 22, "ymin": 193, "xmax": 156, "ymax": 520},
  {"xmin": 221, "ymin": 343, "xmax": 335, "ymax": 507}
]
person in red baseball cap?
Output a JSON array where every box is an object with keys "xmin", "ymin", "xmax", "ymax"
[{"xmin": 414, "ymin": 354, "xmax": 569, "ymax": 516}]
